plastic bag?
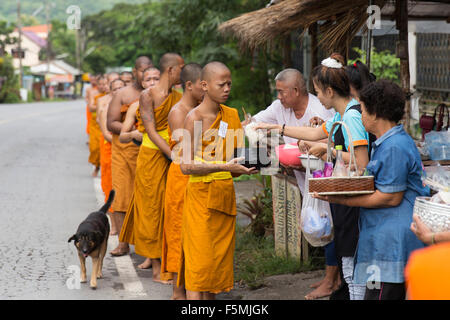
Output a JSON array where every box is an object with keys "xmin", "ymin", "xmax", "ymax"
[
  {"xmin": 300, "ymin": 154, "xmax": 334, "ymax": 247},
  {"xmin": 424, "ymin": 130, "xmax": 450, "ymax": 160}
]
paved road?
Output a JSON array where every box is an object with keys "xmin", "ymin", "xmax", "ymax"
[{"xmin": 0, "ymin": 100, "xmax": 172, "ymax": 300}]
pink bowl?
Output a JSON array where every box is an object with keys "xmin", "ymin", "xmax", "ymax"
[{"xmin": 275, "ymin": 143, "xmax": 302, "ymax": 167}]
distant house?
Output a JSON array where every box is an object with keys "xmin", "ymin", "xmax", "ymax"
[
  {"xmin": 30, "ymin": 59, "xmax": 81, "ymax": 84},
  {"xmin": 5, "ymin": 24, "xmax": 51, "ymax": 69}
]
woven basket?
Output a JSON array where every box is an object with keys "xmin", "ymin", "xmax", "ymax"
[
  {"xmin": 308, "ymin": 121, "xmax": 375, "ymax": 196},
  {"xmin": 413, "ymin": 196, "xmax": 450, "ymax": 233}
]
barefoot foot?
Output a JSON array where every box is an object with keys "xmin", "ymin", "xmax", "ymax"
[
  {"xmin": 137, "ymin": 258, "xmax": 152, "ymax": 269},
  {"xmin": 305, "ymin": 281, "xmax": 335, "ymax": 300},
  {"xmin": 110, "ymin": 246, "xmax": 129, "ymax": 257},
  {"xmin": 92, "ymin": 167, "xmax": 100, "ymax": 177}
]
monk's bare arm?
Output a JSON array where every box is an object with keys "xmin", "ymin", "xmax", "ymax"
[
  {"xmin": 140, "ymin": 89, "xmax": 172, "ymax": 158},
  {"xmin": 107, "ymin": 89, "xmax": 124, "ymax": 135},
  {"xmin": 98, "ymin": 103, "xmax": 113, "ymax": 143},
  {"xmin": 88, "ymin": 91, "xmax": 97, "ymax": 112},
  {"xmin": 119, "ymin": 103, "xmax": 142, "ymax": 143},
  {"xmin": 85, "ymin": 88, "xmax": 90, "ymax": 104},
  {"xmin": 168, "ymin": 106, "xmax": 186, "ymax": 133},
  {"xmin": 179, "ymin": 113, "xmax": 255, "ymax": 176}
]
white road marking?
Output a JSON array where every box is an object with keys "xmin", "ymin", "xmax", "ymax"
[{"xmin": 92, "ymin": 177, "xmax": 147, "ymax": 297}]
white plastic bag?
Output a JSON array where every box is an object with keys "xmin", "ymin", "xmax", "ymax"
[{"xmin": 300, "ymin": 154, "xmax": 334, "ymax": 247}]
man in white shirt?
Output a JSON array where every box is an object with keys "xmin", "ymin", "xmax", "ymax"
[
  {"xmin": 250, "ymin": 68, "xmax": 335, "ymax": 195},
  {"xmin": 247, "ymin": 69, "xmax": 339, "ymax": 300}
]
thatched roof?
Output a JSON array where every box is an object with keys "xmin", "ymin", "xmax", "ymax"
[{"xmin": 218, "ymin": 0, "xmax": 387, "ymax": 53}]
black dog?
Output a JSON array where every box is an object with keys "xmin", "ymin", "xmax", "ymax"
[{"xmin": 68, "ymin": 190, "xmax": 114, "ymax": 289}]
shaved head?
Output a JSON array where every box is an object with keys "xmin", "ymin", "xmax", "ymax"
[
  {"xmin": 180, "ymin": 63, "xmax": 202, "ymax": 90},
  {"xmin": 275, "ymin": 68, "xmax": 307, "ymax": 95},
  {"xmin": 107, "ymin": 72, "xmax": 120, "ymax": 83},
  {"xmin": 159, "ymin": 53, "xmax": 183, "ymax": 74},
  {"xmin": 135, "ymin": 56, "xmax": 153, "ymax": 69},
  {"xmin": 201, "ymin": 61, "xmax": 230, "ymax": 82}
]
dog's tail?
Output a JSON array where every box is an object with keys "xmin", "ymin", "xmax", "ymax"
[{"xmin": 99, "ymin": 190, "xmax": 115, "ymax": 213}]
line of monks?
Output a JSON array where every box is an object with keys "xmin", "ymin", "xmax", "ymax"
[{"xmin": 85, "ymin": 54, "xmax": 257, "ymax": 300}]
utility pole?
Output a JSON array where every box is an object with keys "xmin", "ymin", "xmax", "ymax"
[
  {"xmin": 17, "ymin": 0, "xmax": 23, "ymax": 88},
  {"xmin": 366, "ymin": 0, "xmax": 373, "ymax": 71},
  {"xmin": 75, "ymin": 29, "xmax": 81, "ymax": 71},
  {"xmin": 45, "ymin": 0, "xmax": 51, "ymax": 74}
]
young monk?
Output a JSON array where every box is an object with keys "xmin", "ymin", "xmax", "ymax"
[
  {"xmin": 121, "ymin": 53, "xmax": 184, "ymax": 283},
  {"xmin": 161, "ymin": 63, "xmax": 204, "ymax": 299},
  {"xmin": 107, "ymin": 56, "xmax": 153, "ymax": 256},
  {"xmin": 178, "ymin": 62, "xmax": 258, "ymax": 300},
  {"xmin": 88, "ymin": 75, "xmax": 108, "ymax": 177},
  {"xmin": 119, "ymin": 67, "xmax": 161, "ymax": 145},
  {"xmin": 118, "ymin": 66, "xmax": 161, "ymax": 269},
  {"xmin": 120, "ymin": 71, "xmax": 134, "ymax": 87},
  {"xmin": 97, "ymin": 76, "xmax": 124, "ymax": 235}
]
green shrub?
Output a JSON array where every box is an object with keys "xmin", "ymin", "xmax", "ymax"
[{"xmin": 0, "ymin": 55, "xmax": 21, "ymax": 103}]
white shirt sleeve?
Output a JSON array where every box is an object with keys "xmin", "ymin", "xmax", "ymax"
[{"xmin": 252, "ymin": 100, "xmax": 281, "ymax": 124}]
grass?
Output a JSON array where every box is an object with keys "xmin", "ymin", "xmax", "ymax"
[
  {"xmin": 233, "ymin": 174, "xmax": 257, "ymax": 182},
  {"xmin": 234, "ymin": 225, "xmax": 325, "ymax": 290}
]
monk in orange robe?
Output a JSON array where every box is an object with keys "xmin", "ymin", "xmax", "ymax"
[
  {"xmin": 122, "ymin": 53, "xmax": 184, "ymax": 283},
  {"xmin": 85, "ymin": 75, "xmax": 99, "ymax": 139},
  {"xmin": 88, "ymin": 76, "xmax": 108, "ymax": 177},
  {"xmin": 118, "ymin": 66, "xmax": 161, "ymax": 269},
  {"xmin": 405, "ymin": 242, "xmax": 450, "ymax": 300},
  {"xmin": 107, "ymin": 56, "xmax": 153, "ymax": 256},
  {"xmin": 160, "ymin": 63, "xmax": 204, "ymax": 299},
  {"xmin": 178, "ymin": 62, "xmax": 257, "ymax": 300},
  {"xmin": 97, "ymin": 75, "xmax": 123, "ymax": 235}
]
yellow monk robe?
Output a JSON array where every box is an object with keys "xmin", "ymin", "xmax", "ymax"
[
  {"xmin": 178, "ymin": 105, "xmax": 244, "ymax": 294},
  {"xmin": 99, "ymin": 134, "xmax": 113, "ymax": 213},
  {"xmin": 111, "ymin": 100, "xmax": 140, "ymax": 213},
  {"xmin": 405, "ymin": 242, "xmax": 450, "ymax": 300},
  {"xmin": 161, "ymin": 127, "xmax": 190, "ymax": 274},
  {"xmin": 88, "ymin": 93, "xmax": 105, "ymax": 167},
  {"xmin": 120, "ymin": 90, "xmax": 182, "ymax": 261}
]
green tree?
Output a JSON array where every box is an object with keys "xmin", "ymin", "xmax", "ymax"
[
  {"xmin": 80, "ymin": 0, "xmax": 275, "ymax": 114},
  {"xmin": 42, "ymin": 19, "xmax": 76, "ymax": 65},
  {"xmin": 0, "ymin": 20, "xmax": 16, "ymax": 56},
  {"xmin": 0, "ymin": 54, "xmax": 21, "ymax": 103},
  {"xmin": 349, "ymin": 47, "xmax": 400, "ymax": 83}
]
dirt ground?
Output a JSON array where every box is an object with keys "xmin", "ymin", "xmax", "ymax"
[{"xmin": 223, "ymin": 179, "xmax": 329, "ymax": 300}]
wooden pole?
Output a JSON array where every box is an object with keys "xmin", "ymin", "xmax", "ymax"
[
  {"xmin": 17, "ymin": 0, "xmax": 23, "ymax": 88},
  {"xmin": 309, "ymin": 22, "xmax": 318, "ymax": 92},
  {"xmin": 366, "ymin": 0, "xmax": 373, "ymax": 70},
  {"xmin": 396, "ymin": 0, "xmax": 411, "ymax": 134}
]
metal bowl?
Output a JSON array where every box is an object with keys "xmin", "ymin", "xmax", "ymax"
[{"xmin": 298, "ymin": 154, "xmax": 323, "ymax": 171}]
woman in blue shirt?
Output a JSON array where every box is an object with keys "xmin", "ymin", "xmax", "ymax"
[{"xmin": 315, "ymin": 80, "xmax": 429, "ymax": 300}]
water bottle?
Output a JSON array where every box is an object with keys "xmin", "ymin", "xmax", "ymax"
[{"xmin": 332, "ymin": 145, "xmax": 348, "ymax": 177}]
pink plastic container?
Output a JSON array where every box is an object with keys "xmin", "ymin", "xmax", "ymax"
[{"xmin": 275, "ymin": 143, "xmax": 302, "ymax": 167}]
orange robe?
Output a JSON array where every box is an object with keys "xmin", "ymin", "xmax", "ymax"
[
  {"xmin": 86, "ymin": 107, "xmax": 91, "ymax": 135},
  {"xmin": 119, "ymin": 90, "xmax": 182, "ymax": 262},
  {"xmin": 111, "ymin": 100, "xmax": 140, "ymax": 213},
  {"xmin": 405, "ymin": 242, "xmax": 450, "ymax": 300},
  {"xmin": 88, "ymin": 93, "xmax": 105, "ymax": 167},
  {"xmin": 161, "ymin": 128, "xmax": 190, "ymax": 274},
  {"xmin": 99, "ymin": 134, "xmax": 113, "ymax": 213},
  {"xmin": 178, "ymin": 105, "xmax": 244, "ymax": 294}
]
